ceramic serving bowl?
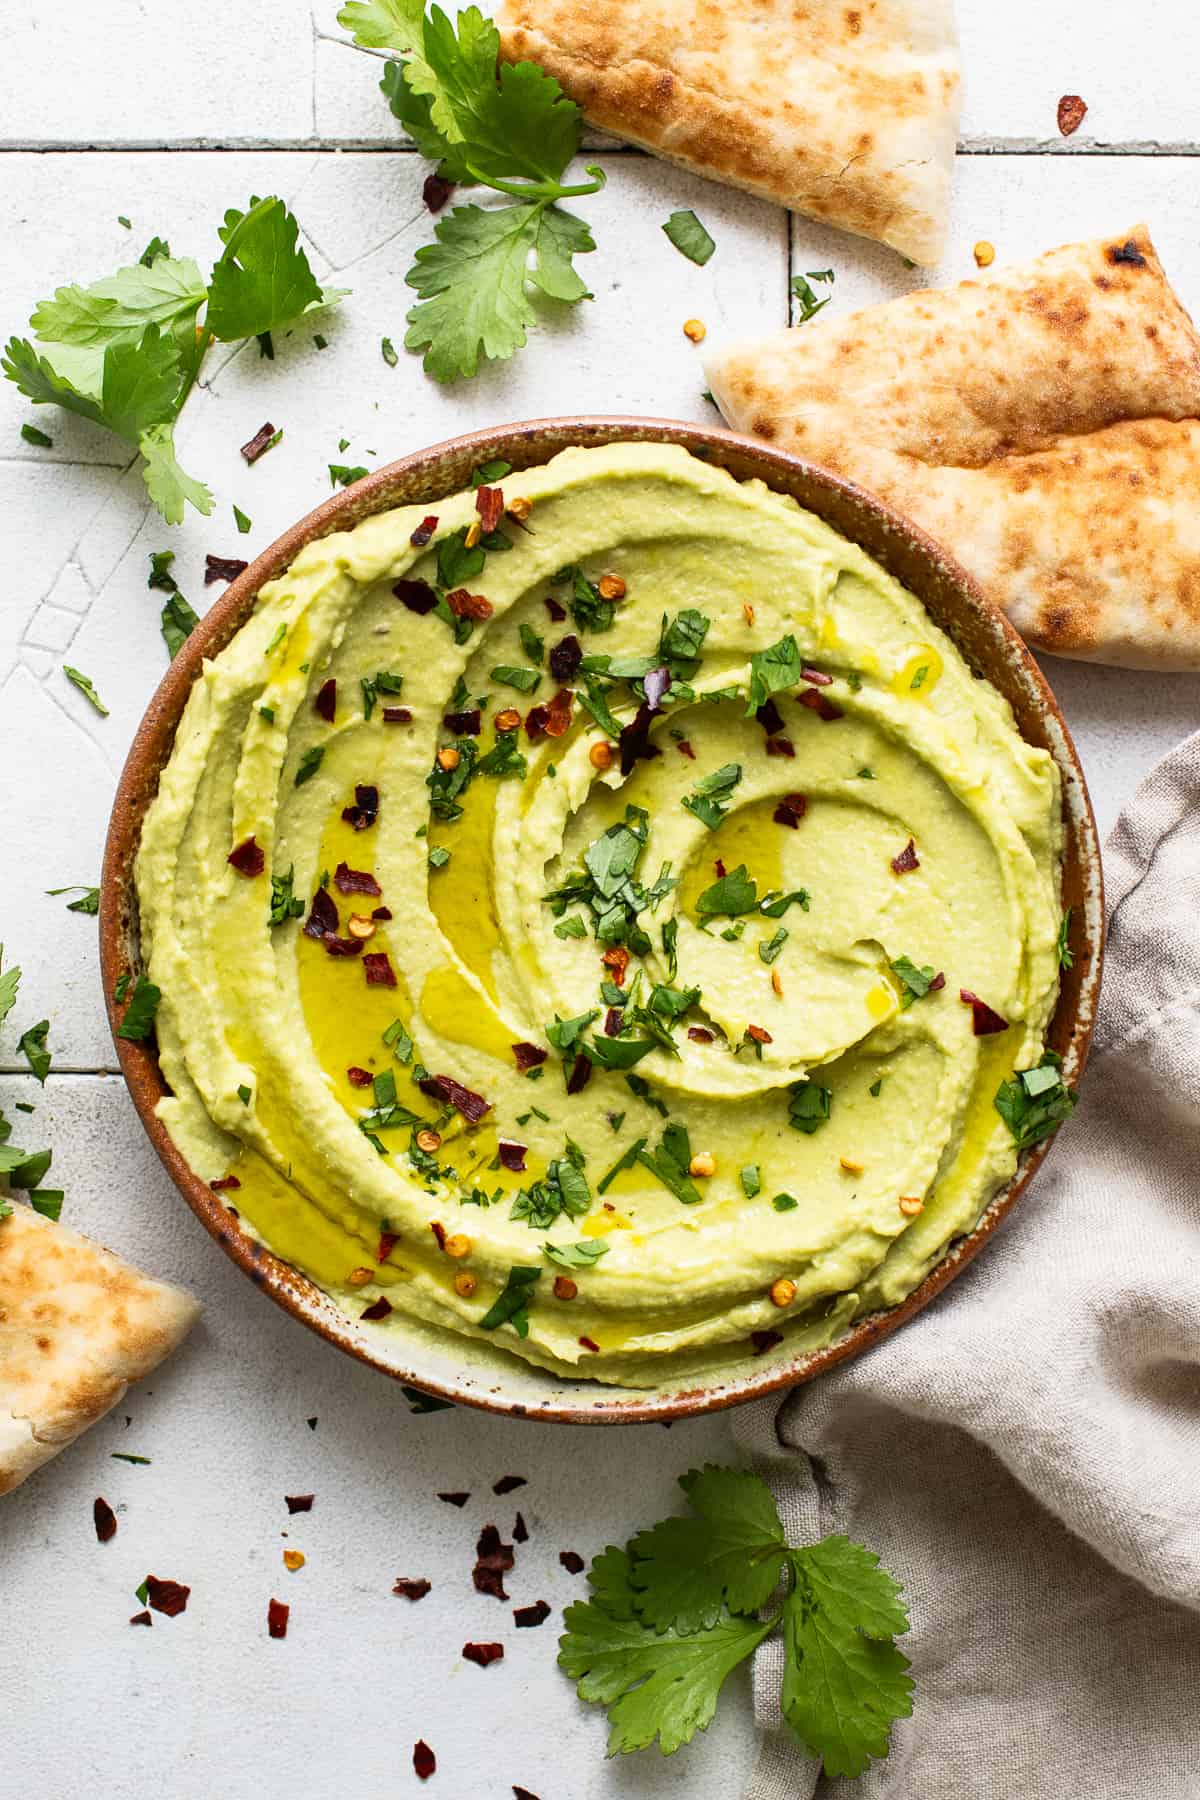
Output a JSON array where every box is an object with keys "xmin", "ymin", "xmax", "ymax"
[{"xmin": 100, "ymin": 417, "xmax": 1104, "ymax": 1423}]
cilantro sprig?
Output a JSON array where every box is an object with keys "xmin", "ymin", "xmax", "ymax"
[
  {"xmin": 560, "ymin": 1464, "xmax": 912, "ymax": 1776},
  {"xmin": 4, "ymin": 197, "xmax": 346, "ymax": 522},
  {"xmin": 339, "ymin": 2, "xmax": 605, "ymax": 380}
]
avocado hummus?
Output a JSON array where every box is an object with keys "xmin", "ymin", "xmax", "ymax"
[{"xmin": 137, "ymin": 442, "xmax": 1064, "ymax": 1387}]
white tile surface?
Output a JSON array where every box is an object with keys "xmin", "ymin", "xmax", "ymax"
[{"xmin": 3, "ymin": 6, "xmax": 1200, "ymax": 1797}]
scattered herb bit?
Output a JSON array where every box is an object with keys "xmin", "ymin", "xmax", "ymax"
[
  {"xmin": 160, "ymin": 590, "xmax": 199, "ymax": 660},
  {"xmin": 63, "ymin": 665, "xmax": 108, "ymax": 716},
  {"xmin": 17, "ymin": 1020, "xmax": 51, "ymax": 1084},
  {"xmin": 46, "ymin": 885, "xmax": 100, "ymax": 914},
  {"xmin": 329, "ymin": 462, "xmax": 369, "ymax": 487},
  {"xmin": 21, "ymin": 422, "xmax": 53, "ymax": 447},
  {"xmin": 739, "ymin": 1165, "xmax": 760, "ymax": 1199},
  {"xmin": 682, "ymin": 762, "xmax": 742, "ymax": 831},
  {"xmin": 696, "ymin": 864, "xmax": 757, "ymax": 919},
  {"xmin": 662, "ymin": 209, "xmax": 715, "ymax": 266},
  {"xmin": 746, "ymin": 634, "xmax": 802, "ymax": 715},
  {"xmin": 544, "ymin": 1238, "xmax": 609, "ymax": 1269},
  {"xmin": 491, "ymin": 663, "xmax": 541, "ymax": 693},
  {"xmin": 910, "ymin": 663, "xmax": 930, "ymax": 690},
  {"xmin": 995, "ymin": 1052, "xmax": 1077, "ymax": 1149},
  {"xmin": 890, "ymin": 956, "xmax": 944, "ymax": 1009},
  {"xmin": 856, "ymin": 766, "xmax": 875, "ymax": 780},
  {"xmin": 791, "ymin": 267, "xmax": 835, "ymax": 323},
  {"xmin": 788, "ymin": 1080, "xmax": 832, "ymax": 1135},
  {"xmin": 1056, "ymin": 908, "xmax": 1074, "ymax": 971},
  {"xmin": 233, "ymin": 503, "xmax": 252, "ymax": 534},
  {"xmin": 478, "ymin": 1264, "xmax": 541, "ymax": 1336},
  {"xmin": 115, "ymin": 973, "xmax": 161, "ymax": 1042},
  {"xmin": 381, "ymin": 335, "xmax": 398, "ymax": 366},
  {"xmin": 29, "ymin": 1191, "xmax": 64, "ymax": 1221},
  {"xmin": 638, "ymin": 1123, "xmax": 702, "ymax": 1206},
  {"xmin": 558, "ymin": 1465, "xmax": 911, "ymax": 1772},
  {"xmin": 294, "ymin": 745, "xmax": 325, "ymax": 787}
]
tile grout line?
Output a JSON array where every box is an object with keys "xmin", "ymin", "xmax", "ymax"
[{"xmin": 2, "ymin": 139, "xmax": 1200, "ymax": 155}]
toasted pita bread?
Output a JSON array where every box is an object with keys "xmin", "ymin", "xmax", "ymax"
[
  {"xmin": 496, "ymin": 0, "xmax": 961, "ymax": 266},
  {"xmin": 0, "ymin": 1203, "xmax": 199, "ymax": 1496},
  {"xmin": 706, "ymin": 225, "xmax": 1200, "ymax": 669}
]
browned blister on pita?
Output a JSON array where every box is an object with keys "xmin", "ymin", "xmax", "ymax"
[
  {"xmin": 707, "ymin": 226, "xmax": 1200, "ymax": 669},
  {"xmin": 0, "ymin": 1204, "xmax": 199, "ymax": 1496},
  {"xmin": 496, "ymin": 0, "xmax": 961, "ymax": 266}
]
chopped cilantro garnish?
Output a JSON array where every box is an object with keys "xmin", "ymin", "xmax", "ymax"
[
  {"xmin": 361, "ymin": 668, "xmax": 404, "ymax": 720},
  {"xmin": 771, "ymin": 1192, "xmax": 799, "ymax": 1212},
  {"xmin": 477, "ymin": 1265, "xmax": 541, "ymax": 1336},
  {"xmin": 856, "ymin": 766, "xmax": 875, "ymax": 780},
  {"xmin": 543, "ymin": 1237, "xmax": 609, "ymax": 1268},
  {"xmin": 759, "ymin": 888, "xmax": 810, "ymax": 918},
  {"xmin": 63, "ymin": 665, "xmax": 108, "ymax": 716},
  {"xmin": 428, "ymin": 846, "xmax": 451, "ymax": 871},
  {"xmin": 17, "ymin": 1021, "xmax": 51, "ymax": 1084},
  {"xmin": 1055, "ymin": 908, "xmax": 1074, "ymax": 970},
  {"xmin": 739, "ymin": 1164, "xmax": 760, "ymax": 1198},
  {"xmin": 662, "ymin": 209, "xmax": 715, "ymax": 265},
  {"xmin": 790, "ymin": 267, "xmax": 835, "ymax": 323},
  {"xmin": 994, "ymin": 1052, "xmax": 1076, "ymax": 1150},
  {"xmin": 695, "ymin": 864, "xmax": 757, "ymax": 918},
  {"xmin": 381, "ymin": 335, "xmax": 398, "ymax": 367},
  {"xmin": 490, "ymin": 664, "xmax": 541, "ymax": 693},
  {"xmin": 890, "ymin": 956, "xmax": 939, "ymax": 1009},
  {"xmin": 329, "ymin": 462, "xmax": 368, "ymax": 487},
  {"xmin": 237, "ymin": 1084, "xmax": 252, "ymax": 1104},
  {"xmin": 759, "ymin": 927, "xmax": 788, "ymax": 965},
  {"xmin": 745, "ymin": 634, "xmax": 801, "ymax": 714},
  {"xmin": 294, "ymin": 745, "xmax": 325, "ymax": 786},
  {"xmin": 554, "ymin": 916, "xmax": 587, "ymax": 939},
  {"xmin": 519, "ymin": 622, "xmax": 544, "ymax": 664},
  {"xmin": 268, "ymin": 866, "xmax": 305, "ymax": 926},
  {"xmin": 383, "ymin": 1017, "xmax": 414, "ymax": 1064},
  {"xmin": 787, "ymin": 1080, "xmax": 832, "ymax": 1135},
  {"xmin": 637, "ymin": 1121, "xmax": 701, "ymax": 1206},
  {"xmin": 233, "ymin": 503, "xmax": 252, "ymax": 534},
  {"xmin": 116, "ymin": 973, "xmax": 161, "ymax": 1041},
  {"xmin": 682, "ymin": 762, "xmax": 742, "ymax": 831},
  {"xmin": 160, "ymin": 591, "xmax": 199, "ymax": 660},
  {"xmin": 46, "ymin": 884, "xmax": 100, "ymax": 914}
]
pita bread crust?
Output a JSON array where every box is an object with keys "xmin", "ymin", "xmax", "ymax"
[
  {"xmin": 496, "ymin": 0, "xmax": 960, "ymax": 265},
  {"xmin": 0, "ymin": 1205, "xmax": 199, "ymax": 1496},
  {"xmin": 706, "ymin": 225, "xmax": 1200, "ymax": 668}
]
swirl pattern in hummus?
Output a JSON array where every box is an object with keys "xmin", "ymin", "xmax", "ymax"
[{"xmin": 137, "ymin": 443, "xmax": 1063, "ymax": 1387}]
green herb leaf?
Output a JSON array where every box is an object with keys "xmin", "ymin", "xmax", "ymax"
[
  {"xmin": 17, "ymin": 1020, "xmax": 51, "ymax": 1084},
  {"xmin": 294, "ymin": 745, "xmax": 325, "ymax": 787},
  {"xmin": 20, "ymin": 422, "xmax": 53, "ymax": 447},
  {"xmin": 1056, "ymin": 908, "xmax": 1074, "ymax": 970},
  {"xmin": 490, "ymin": 663, "xmax": 540, "ymax": 694},
  {"xmin": 206, "ymin": 196, "xmax": 344, "ymax": 342},
  {"xmin": 46, "ymin": 885, "xmax": 100, "ymax": 914},
  {"xmin": 739, "ymin": 1164, "xmax": 760, "ymax": 1199},
  {"xmin": 662, "ymin": 210, "xmax": 715, "ymax": 266},
  {"xmin": 695, "ymin": 864, "xmax": 757, "ymax": 918},
  {"xmin": 30, "ymin": 1189, "xmax": 64, "ymax": 1221},
  {"xmin": 337, "ymin": 0, "xmax": 424, "ymax": 51},
  {"xmin": 889, "ymin": 955, "xmax": 939, "ymax": 1009},
  {"xmin": 759, "ymin": 927, "xmax": 788, "ymax": 966},
  {"xmin": 788, "ymin": 1079, "xmax": 832, "ymax": 1135},
  {"xmin": 160, "ymin": 590, "xmax": 199, "ymax": 660},
  {"xmin": 682, "ymin": 762, "xmax": 742, "ymax": 831},
  {"xmin": 790, "ymin": 268, "xmax": 835, "ymax": 325},
  {"xmin": 543, "ymin": 1238, "xmax": 609, "ymax": 1269},
  {"xmin": 630, "ymin": 1467, "xmax": 790, "ymax": 1632},
  {"xmin": 590, "ymin": 1034, "xmax": 656, "ymax": 1071},
  {"xmin": 29, "ymin": 255, "xmax": 207, "ymax": 350},
  {"xmin": 63, "ymin": 665, "xmax": 109, "ymax": 715},
  {"xmin": 268, "ymin": 866, "xmax": 305, "ymax": 926},
  {"xmin": 116, "ymin": 973, "xmax": 161, "ymax": 1042},
  {"xmin": 233, "ymin": 503, "xmax": 252, "ymax": 535},
  {"xmin": 759, "ymin": 888, "xmax": 810, "ymax": 919},
  {"xmin": 478, "ymin": 1263, "xmax": 541, "ymax": 1335},
  {"xmin": 746, "ymin": 634, "xmax": 802, "ymax": 714},
  {"xmin": 139, "ymin": 420, "xmax": 214, "ymax": 524},
  {"xmin": 329, "ymin": 463, "xmax": 369, "ymax": 487},
  {"xmin": 994, "ymin": 1053, "xmax": 1076, "ymax": 1150}
]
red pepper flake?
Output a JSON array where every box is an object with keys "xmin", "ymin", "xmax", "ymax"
[
  {"xmin": 1057, "ymin": 93, "xmax": 1088, "ymax": 136},
  {"xmin": 800, "ymin": 665, "xmax": 834, "ymax": 687},
  {"xmin": 746, "ymin": 1024, "xmax": 773, "ymax": 1045},
  {"xmin": 446, "ymin": 587, "xmax": 493, "ymax": 621},
  {"xmin": 129, "ymin": 1609, "xmax": 153, "ymax": 1627},
  {"xmin": 714, "ymin": 858, "xmax": 728, "ymax": 877},
  {"xmin": 797, "ymin": 688, "xmax": 844, "ymax": 722},
  {"xmin": 304, "ymin": 885, "xmax": 339, "ymax": 940},
  {"xmin": 513, "ymin": 1599, "xmax": 551, "ymax": 1628},
  {"xmin": 372, "ymin": 905, "xmax": 393, "ymax": 921},
  {"xmin": 342, "ymin": 783, "xmax": 379, "ymax": 830},
  {"xmin": 525, "ymin": 702, "xmax": 550, "ymax": 739},
  {"xmin": 473, "ymin": 1523, "xmax": 514, "ymax": 1599},
  {"xmin": 475, "ymin": 485, "xmax": 505, "ymax": 534},
  {"xmin": 773, "ymin": 793, "xmax": 808, "ymax": 828},
  {"xmin": 513, "ymin": 1789, "xmax": 541, "ymax": 1800},
  {"xmin": 687, "ymin": 1026, "xmax": 714, "ymax": 1043},
  {"xmin": 347, "ymin": 1066, "xmax": 373, "ymax": 1088},
  {"xmin": 765, "ymin": 736, "xmax": 795, "ymax": 758},
  {"xmin": 548, "ymin": 634, "xmax": 582, "ymax": 682},
  {"xmin": 324, "ymin": 935, "xmax": 364, "ymax": 958},
  {"xmin": 210, "ymin": 1174, "xmax": 241, "ymax": 1192},
  {"xmin": 891, "ymin": 839, "xmax": 920, "ymax": 875},
  {"xmin": 394, "ymin": 577, "xmax": 438, "ymax": 615},
  {"xmin": 578, "ymin": 1336, "xmax": 600, "ymax": 1353},
  {"xmin": 227, "ymin": 835, "xmax": 265, "ymax": 878},
  {"xmin": 430, "ymin": 1221, "xmax": 447, "ymax": 1251},
  {"xmin": 959, "ymin": 989, "xmax": 1010, "ymax": 1036},
  {"xmin": 462, "ymin": 1641, "xmax": 504, "ymax": 1668},
  {"xmin": 559, "ymin": 1550, "xmax": 585, "ymax": 1574},
  {"xmin": 601, "ymin": 945, "xmax": 630, "ymax": 985},
  {"xmin": 513, "ymin": 1511, "xmax": 529, "ymax": 1543},
  {"xmin": 566, "ymin": 1053, "xmax": 593, "ymax": 1096},
  {"xmin": 443, "ymin": 708, "xmax": 482, "ymax": 736},
  {"xmin": 145, "ymin": 1576, "xmax": 190, "ymax": 1618},
  {"xmin": 413, "ymin": 1740, "xmax": 437, "ymax": 1782},
  {"xmin": 410, "ymin": 514, "xmax": 438, "ymax": 548},
  {"xmin": 382, "ymin": 706, "xmax": 412, "ymax": 724},
  {"xmin": 603, "ymin": 1007, "xmax": 622, "ymax": 1037},
  {"xmin": 93, "ymin": 1496, "xmax": 117, "ymax": 1543},
  {"xmin": 544, "ymin": 595, "xmax": 567, "ymax": 622},
  {"xmin": 393, "ymin": 1577, "xmax": 432, "ymax": 1601},
  {"xmin": 928, "ymin": 971, "xmax": 946, "ymax": 992},
  {"xmin": 423, "ymin": 172, "xmax": 454, "ymax": 212},
  {"xmin": 511, "ymin": 1042, "xmax": 548, "ymax": 1072},
  {"xmin": 751, "ymin": 1328, "xmax": 783, "ymax": 1356},
  {"xmin": 361, "ymin": 1295, "xmax": 393, "ymax": 1321},
  {"xmin": 240, "ymin": 421, "xmax": 277, "ymax": 464},
  {"xmin": 314, "ymin": 678, "xmax": 336, "ymax": 723},
  {"xmin": 205, "ymin": 554, "xmax": 249, "ymax": 585},
  {"xmin": 377, "ymin": 1230, "xmax": 399, "ymax": 1262},
  {"xmin": 285, "ymin": 1494, "xmax": 314, "ymax": 1514},
  {"xmin": 267, "ymin": 1597, "xmax": 289, "ymax": 1639},
  {"xmin": 497, "ymin": 1140, "xmax": 527, "ymax": 1173},
  {"xmin": 438, "ymin": 1491, "xmax": 470, "ymax": 1507},
  {"xmin": 493, "ymin": 1474, "xmax": 526, "ymax": 1496},
  {"xmin": 419, "ymin": 1073, "xmax": 491, "ymax": 1122},
  {"xmin": 756, "ymin": 698, "xmax": 786, "ymax": 735},
  {"xmin": 334, "ymin": 862, "xmax": 381, "ymax": 897},
  {"xmin": 364, "ymin": 951, "xmax": 397, "ymax": 987}
]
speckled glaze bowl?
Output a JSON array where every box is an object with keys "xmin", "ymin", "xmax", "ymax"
[{"xmin": 100, "ymin": 418, "xmax": 1104, "ymax": 1423}]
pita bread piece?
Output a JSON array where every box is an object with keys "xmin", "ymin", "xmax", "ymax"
[
  {"xmin": 0, "ymin": 1204, "xmax": 199, "ymax": 1497},
  {"xmin": 706, "ymin": 225, "xmax": 1200, "ymax": 669},
  {"xmin": 496, "ymin": 0, "xmax": 961, "ymax": 266}
]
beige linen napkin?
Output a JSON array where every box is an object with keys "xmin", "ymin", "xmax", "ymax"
[{"xmin": 734, "ymin": 732, "xmax": 1200, "ymax": 1799}]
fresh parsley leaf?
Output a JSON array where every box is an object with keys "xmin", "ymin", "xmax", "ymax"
[
  {"xmin": 788, "ymin": 1079, "xmax": 832, "ymax": 1134},
  {"xmin": 29, "ymin": 1189, "xmax": 64, "ymax": 1221},
  {"xmin": 17, "ymin": 1020, "xmax": 51, "ymax": 1084},
  {"xmin": 329, "ymin": 463, "xmax": 369, "ymax": 487},
  {"xmin": 695, "ymin": 864, "xmax": 757, "ymax": 918},
  {"xmin": 637, "ymin": 1125, "xmax": 701, "ymax": 1206},
  {"xmin": 781, "ymin": 1537, "xmax": 913, "ymax": 1778},
  {"xmin": 160, "ymin": 590, "xmax": 199, "ymax": 660},
  {"xmin": 20, "ymin": 422, "xmax": 52, "ymax": 447},
  {"xmin": 294, "ymin": 745, "xmax": 325, "ymax": 786},
  {"xmin": 994, "ymin": 1053, "xmax": 1076, "ymax": 1150},
  {"xmin": 759, "ymin": 888, "xmax": 810, "ymax": 919},
  {"xmin": 478, "ymin": 1263, "xmax": 541, "ymax": 1335},
  {"xmin": 890, "ymin": 955, "xmax": 939, "ymax": 1008},
  {"xmin": 746, "ymin": 634, "xmax": 802, "ymax": 714},
  {"xmin": 518, "ymin": 621, "xmax": 544, "ymax": 664},
  {"xmin": 1056, "ymin": 908, "xmax": 1074, "ymax": 970},
  {"xmin": 490, "ymin": 663, "xmax": 540, "ymax": 694},
  {"xmin": 790, "ymin": 268, "xmax": 835, "ymax": 324},
  {"xmin": 207, "ymin": 197, "xmax": 343, "ymax": 342},
  {"xmin": 337, "ymin": 0, "xmax": 424, "ymax": 51},
  {"xmin": 116, "ymin": 973, "xmax": 161, "ymax": 1041},
  {"xmin": 739, "ymin": 1164, "xmax": 760, "ymax": 1199},
  {"xmin": 63, "ymin": 665, "xmax": 108, "ymax": 715},
  {"xmin": 29, "ymin": 255, "xmax": 207, "ymax": 350},
  {"xmin": 139, "ymin": 420, "xmax": 214, "ymax": 524},
  {"xmin": 46, "ymin": 885, "xmax": 100, "ymax": 914},
  {"xmin": 682, "ymin": 762, "xmax": 742, "ymax": 831},
  {"xmin": 590, "ymin": 1033, "xmax": 656, "ymax": 1071},
  {"xmin": 559, "ymin": 1546, "xmax": 772, "ymax": 1756},
  {"xmin": 662, "ymin": 210, "xmax": 715, "ymax": 266},
  {"xmin": 268, "ymin": 866, "xmax": 305, "ymax": 926},
  {"xmin": 543, "ymin": 1238, "xmax": 609, "ymax": 1269},
  {"xmin": 629, "ymin": 1466, "xmax": 790, "ymax": 1632},
  {"xmin": 759, "ymin": 926, "xmax": 788, "ymax": 965}
]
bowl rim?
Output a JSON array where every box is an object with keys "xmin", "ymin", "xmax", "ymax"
[{"xmin": 100, "ymin": 414, "xmax": 1105, "ymax": 1424}]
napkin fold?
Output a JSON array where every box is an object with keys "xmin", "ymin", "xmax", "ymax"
[{"xmin": 735, "ymin": 731, "xmax": 1200, "ymax": 1799}]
